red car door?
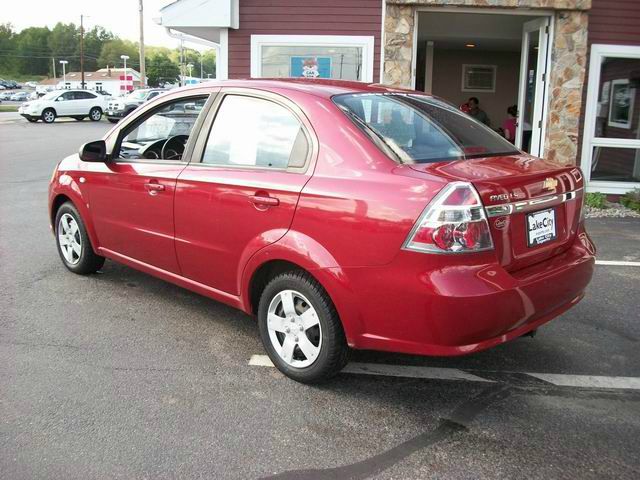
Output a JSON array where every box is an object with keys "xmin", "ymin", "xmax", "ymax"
[
  {"xmin": 174, "ymin": 91, "xmax": 314, "ymax": 295},
  {"xmin": 88, "ymin": 94, "xmax": 212, "ymax": 273}
]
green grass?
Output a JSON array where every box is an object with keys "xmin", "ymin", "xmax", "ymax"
[
  {"xmin": 620, "ymin": 189, "xmax": 640, "ymax": 212},
  {"xmin": 0, "ymin": 105, "xmax": 18, "ymax": 112},
  {"xmin": 0, "ymin": 73, "xmax": 48, "ymax": 83},
  {"xmin": 585, "ymin": 192, "xmax": 607, "ymax": 209}
]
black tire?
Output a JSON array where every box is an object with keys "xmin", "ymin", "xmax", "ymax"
[
  {"xmin": 89, "ymin": 107, "xmax": 102, "ymax": 122},
  {"xmin": 26, "ymin": 117, "xmax": 38, "ymax": 123},
  {"xmin": 41, "ymin": 108, "xmax": 56, "ymax": 123},
  {"xmin": 258, "ymin": 270, "xmax": 349, "ymax": 384},
  {"xmin": 54, "ymin": 202, "xmax": 105, "ymax": 275},
  {"xmin": 73, "ymin": 116, "xmax": 86, "ymax": 121},
  {"xmin": 108, "ymin": 118, "xmax": 119, "ymax": 124}
]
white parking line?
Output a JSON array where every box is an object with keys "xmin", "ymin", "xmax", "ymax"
[
  {"xmin": 527, "ymin": 373, "xmax": 640, "ymax": 390},
  {"xmin": 248, "ymin": 355, "xmax": 640, "ymax": 390},
  {"xmin": 249, "ymin": 355, "xmax": 493, "ymax": 382},
  {"xmin": 595, "ymin": 260, "xmax": 640, "ymax": 267}
]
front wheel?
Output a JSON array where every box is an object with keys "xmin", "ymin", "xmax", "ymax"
[
  {"xmin": 258, "ymin": 271, "xmax": 349, "ymax": 384},
  {"xmin": 89, "ymin": 107, "xmax": 102, "ymax": 122},
  {"xmin": 41, "ymin": 108, "xmax": 56, "ymax": 123},
  {"xmin": 55, "ymin": 202, "xmax": 105, "ymax": 274}
]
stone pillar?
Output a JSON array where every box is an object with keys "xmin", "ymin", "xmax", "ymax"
[
  {"xmin": 383, "ymin": 4, "xmax": 414, "ymax": 88},
  {"xmin": 544, "ymin": 10, "xmax": 589, "ymax": 166}
]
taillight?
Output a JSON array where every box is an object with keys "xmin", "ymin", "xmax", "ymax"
[{"xmin": 403, "ymin": 182, "xmax": 494, "ymax": 254}]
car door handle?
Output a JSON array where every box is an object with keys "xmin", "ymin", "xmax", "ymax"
[
  {"xmin": 145, "ymin": 181, "xmax": 165, "ymax": 195},
  {"xmin": 249, "ymin": 195, "xmax": 280, "ymax": 207}
]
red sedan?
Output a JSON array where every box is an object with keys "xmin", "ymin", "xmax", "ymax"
[{"xmin": 48, "ymin": 80, "xmax": 595, "ymax": 383}]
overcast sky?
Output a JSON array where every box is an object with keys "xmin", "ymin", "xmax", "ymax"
[{"xmin": 4, "ymin": 0, "xmax": 206, "ymax": 51}]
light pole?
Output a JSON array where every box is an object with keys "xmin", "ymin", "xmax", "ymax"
[
  {"xmin": 59, "ymin": 60, "xmax": 68, "ymax": 88},
  {"xmin": 120, "ymin": 54, "xmax": 130, "ymax": 94},
  {"xmin": 187, "ymin": 63, "xmax": 194, "ymax": 79}
]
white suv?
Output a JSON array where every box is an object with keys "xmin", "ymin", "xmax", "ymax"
[{"xmin": 18, "ymin": 89, "xmax": 109, "ymax": 123}]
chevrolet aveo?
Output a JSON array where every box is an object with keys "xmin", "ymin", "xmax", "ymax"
[{"xmin": 49, "ymin": 80, "xmax": 596, "ymax": 383}]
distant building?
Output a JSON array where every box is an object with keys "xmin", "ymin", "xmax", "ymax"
[{"xmin": 39, "ymin": 68, "xmax": 145, "ymax": 96}]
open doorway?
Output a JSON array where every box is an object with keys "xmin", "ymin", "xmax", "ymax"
[{"xmin": 414, "ymin": 10, "xmax": 552, "ymax": 157}]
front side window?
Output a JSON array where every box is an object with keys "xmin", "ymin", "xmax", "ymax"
[
  {"xmin": 334, "ymin": 93, "xmax": 519, "ymax": 164},
  {"xmin": 202, "ymin": 95, "xmax": 308, "ymax": 169},
  {"xmin": 118, "ymin": 96, "xmax": 208, "ymax": 161}
]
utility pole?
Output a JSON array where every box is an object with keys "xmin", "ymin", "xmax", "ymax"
[
  {"xmin": 179, "ymin": 38, "xmax": 184, "ymax": 87},
  {"xmin": 52, "ymin": 58, "xmax": 56, "ymax": 79},
  {"xmin": 80, "ymin": 14, "xmax": 85, "ymax": 89},
  {"xmin": 138, "ymin": 0, "xmax": 146, "ymax": 88},
  {"xmin": 200, "ymin": 51, "xmax": 203, "ymax": 80}
]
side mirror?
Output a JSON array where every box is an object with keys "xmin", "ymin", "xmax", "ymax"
[{"xmin": 79, "ymin": 140, "xmax": 108, "ymax": 162}]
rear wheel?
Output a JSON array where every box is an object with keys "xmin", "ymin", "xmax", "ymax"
[
  {"xmin": 42, "ymin": 108, "xmax": 56, "ymax": 123},
  {"xmin": 89, "ymin": 107, "xmax": 102, "ymax": 121},
  {"xmin": 258, "ymin": 271, "xmax": 349, "ymax": 384},
  {"xmin": 55, "ymin": 202, "xmax": 105, "ymax": 274}
]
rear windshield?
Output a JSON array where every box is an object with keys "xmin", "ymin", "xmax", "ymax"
[{"xmin": 333, "ymin": 93, "xmax": 519, "ymax": 164}]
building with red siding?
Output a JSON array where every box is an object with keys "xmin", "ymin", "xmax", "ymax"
[{"xmin": 156, "ymin": 0, "xmax": 640, "ymax": 194}]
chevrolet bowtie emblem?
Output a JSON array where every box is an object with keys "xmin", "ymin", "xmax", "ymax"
[{"xmin": 543, "ymin": 177, "xmax": 558, "ymax": 190}]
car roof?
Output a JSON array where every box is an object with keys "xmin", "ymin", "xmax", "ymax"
[{"xmin": 178, "ymin": 78, "xmax": 413, "ymax": 99}]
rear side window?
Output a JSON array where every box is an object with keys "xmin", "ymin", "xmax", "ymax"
[
  {"xmin": 333, "ymin": 93, "xmax": 518, "ymax": 164},
  {"xmin": 202, "ymin": 95, "xmax": 308, "ymax": 169}
]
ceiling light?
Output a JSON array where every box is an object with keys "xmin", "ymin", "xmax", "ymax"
[{"xmin": 465, "ymin": 43, "xmax": 476, "ymax": 48}]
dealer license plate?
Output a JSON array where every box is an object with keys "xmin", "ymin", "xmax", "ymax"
[{"xmin": 526, "ymin": 208, "xmax": 557, "ymax": 247}]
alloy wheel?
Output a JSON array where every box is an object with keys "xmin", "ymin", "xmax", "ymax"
[
  {"xmin": 43, "ymin": 111, "xmax": 55, "ymax": 123},
  {"xmin": 267, "ymin": 289, "xmax": 322, "ymax": 368},
  {"xmin": 58, "ymin": 213, "xmax": 82, "ymax": 265},
  {"xmin": 90, "ymin": 109, "xmax": 101, "ymax": 121}
]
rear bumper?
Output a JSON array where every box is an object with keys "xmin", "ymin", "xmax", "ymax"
[{"xmin": 335, "ymin": 231, "xmax": 595, "ymax": 356}]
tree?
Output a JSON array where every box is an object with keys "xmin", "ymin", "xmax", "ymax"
[
  {"xmin": 48, "ymin": 23, "xmax": 78, "ymax": 70},
  {"xmin": 0, "ymin": 23, "xmax": 17, "ymax": 73},
  {"xmin": 15, "ymin": 27, "xmax": 51, "ymax": 76},
  {"xmin": 81, "ymin": 26, "xmax": 115, "ymax": 72},
  {"xmin": 97, "ymin": 39, "xmax": 138, "ymax": 70},
  {"xmin": 146, "ymin": 52, "xmax": 179, "ymax": 87}
]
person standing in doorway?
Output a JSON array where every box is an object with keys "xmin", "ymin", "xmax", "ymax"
[
  {"xmin": 502, "ymin": 105, "xmax": 518, "ymax": 143},
  {"xmin": 467, "ymin": 97, "xmax": 491, "ymax": 126}
]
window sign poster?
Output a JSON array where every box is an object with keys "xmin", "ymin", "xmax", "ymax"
[
  {"xmin": 290, "ymin": 56, "xmax": 332, "ymax": 79},
  {"xmin": 608, "ymin": 79, "xmax": 635, "ymax": 129}
]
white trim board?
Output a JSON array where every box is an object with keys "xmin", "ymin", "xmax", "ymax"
[
  {"xmin": 250, "ymin": 34, "xmax": 375, "ymax": 83},
  {"xmin": 580, "ymin": 44, "xmax": 640, "ymax": 194}
]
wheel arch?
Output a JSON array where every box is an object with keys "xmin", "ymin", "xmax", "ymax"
[
  {"xmin": 50, "ymin": 189, "xmax": 100, "ymax": 253},
  {"xmin": 241, "ymin": 231, "xmax": 363, "ymax": 345}
]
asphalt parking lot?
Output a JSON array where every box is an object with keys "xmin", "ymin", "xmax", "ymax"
[{"xmin": 1, "ymin": 114, "xmax": 639, "ymax": 479}]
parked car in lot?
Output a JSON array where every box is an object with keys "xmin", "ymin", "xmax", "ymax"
[
  {"xmin": 24, "ymin": 81, "xmax": 38, "ymax": 88},
  {"xmin": 10, "ymin": 91, "xmax": 29, "ymax": 101},
  {"xmin": 48, "ymin": 80, "xmax": 596, "ymax": 383},
  {"xmin": 105, "ymin": 88, "xmax": 166, "ymax": 123},
  {"xmin": 0, "ymin": 91, "xmax": 13, "ymax": 100},
  {"xmin": 19, "ymin": 89, "xmax": 108, "ymax": 123}
]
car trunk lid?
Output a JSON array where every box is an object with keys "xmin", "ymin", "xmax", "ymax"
[{"xmin": 409, "ymin": 154, "xmax": 584, "ymax": 271}]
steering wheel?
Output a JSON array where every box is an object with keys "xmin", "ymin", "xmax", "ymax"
[{"xmin": 161, "ymin": 135, "xmax": 189, "ymax": 160}]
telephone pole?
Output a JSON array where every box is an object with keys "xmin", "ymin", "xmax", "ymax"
[
  {"xmin": 138, "ymin": 0, "xmax": 146, "ymax": 88},
  {"xmin": 80, "ymin": 14, "xmax": 85, "ymax": 89}
]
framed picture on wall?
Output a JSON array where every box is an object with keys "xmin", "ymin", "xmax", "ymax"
[
  {"xmin": 461, "ymin": 64, "xmax": 497, "ymax": 93},
  {"xmin": 608, "ymin": 79, "xmax": 635, "ymax": 129}
]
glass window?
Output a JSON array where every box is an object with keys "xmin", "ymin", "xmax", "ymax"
[
  {"xmin": 594, "ymin": 58, "xmax": 640, "ymax": 139},
  {"xmin": 202, "ymin": 95, "xmax": 307, "ymax": 169},
  {"xmin": 334, "ymin": 93, "xmax": 518, "ymax": 164},
  {"xmin": 118, "ymin": 96, "xmax": 208, "ymax": 161},
  {"xmin": 260, "ymin": 45, "xmax": 364, "ymax": 81},
  {"xmin": 591, "ymin": 146, "xmax": 640, "ymax": 183},
  {"xmin": 75, "ymin": 91, "xmax": 96, "ymax": 99}
]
